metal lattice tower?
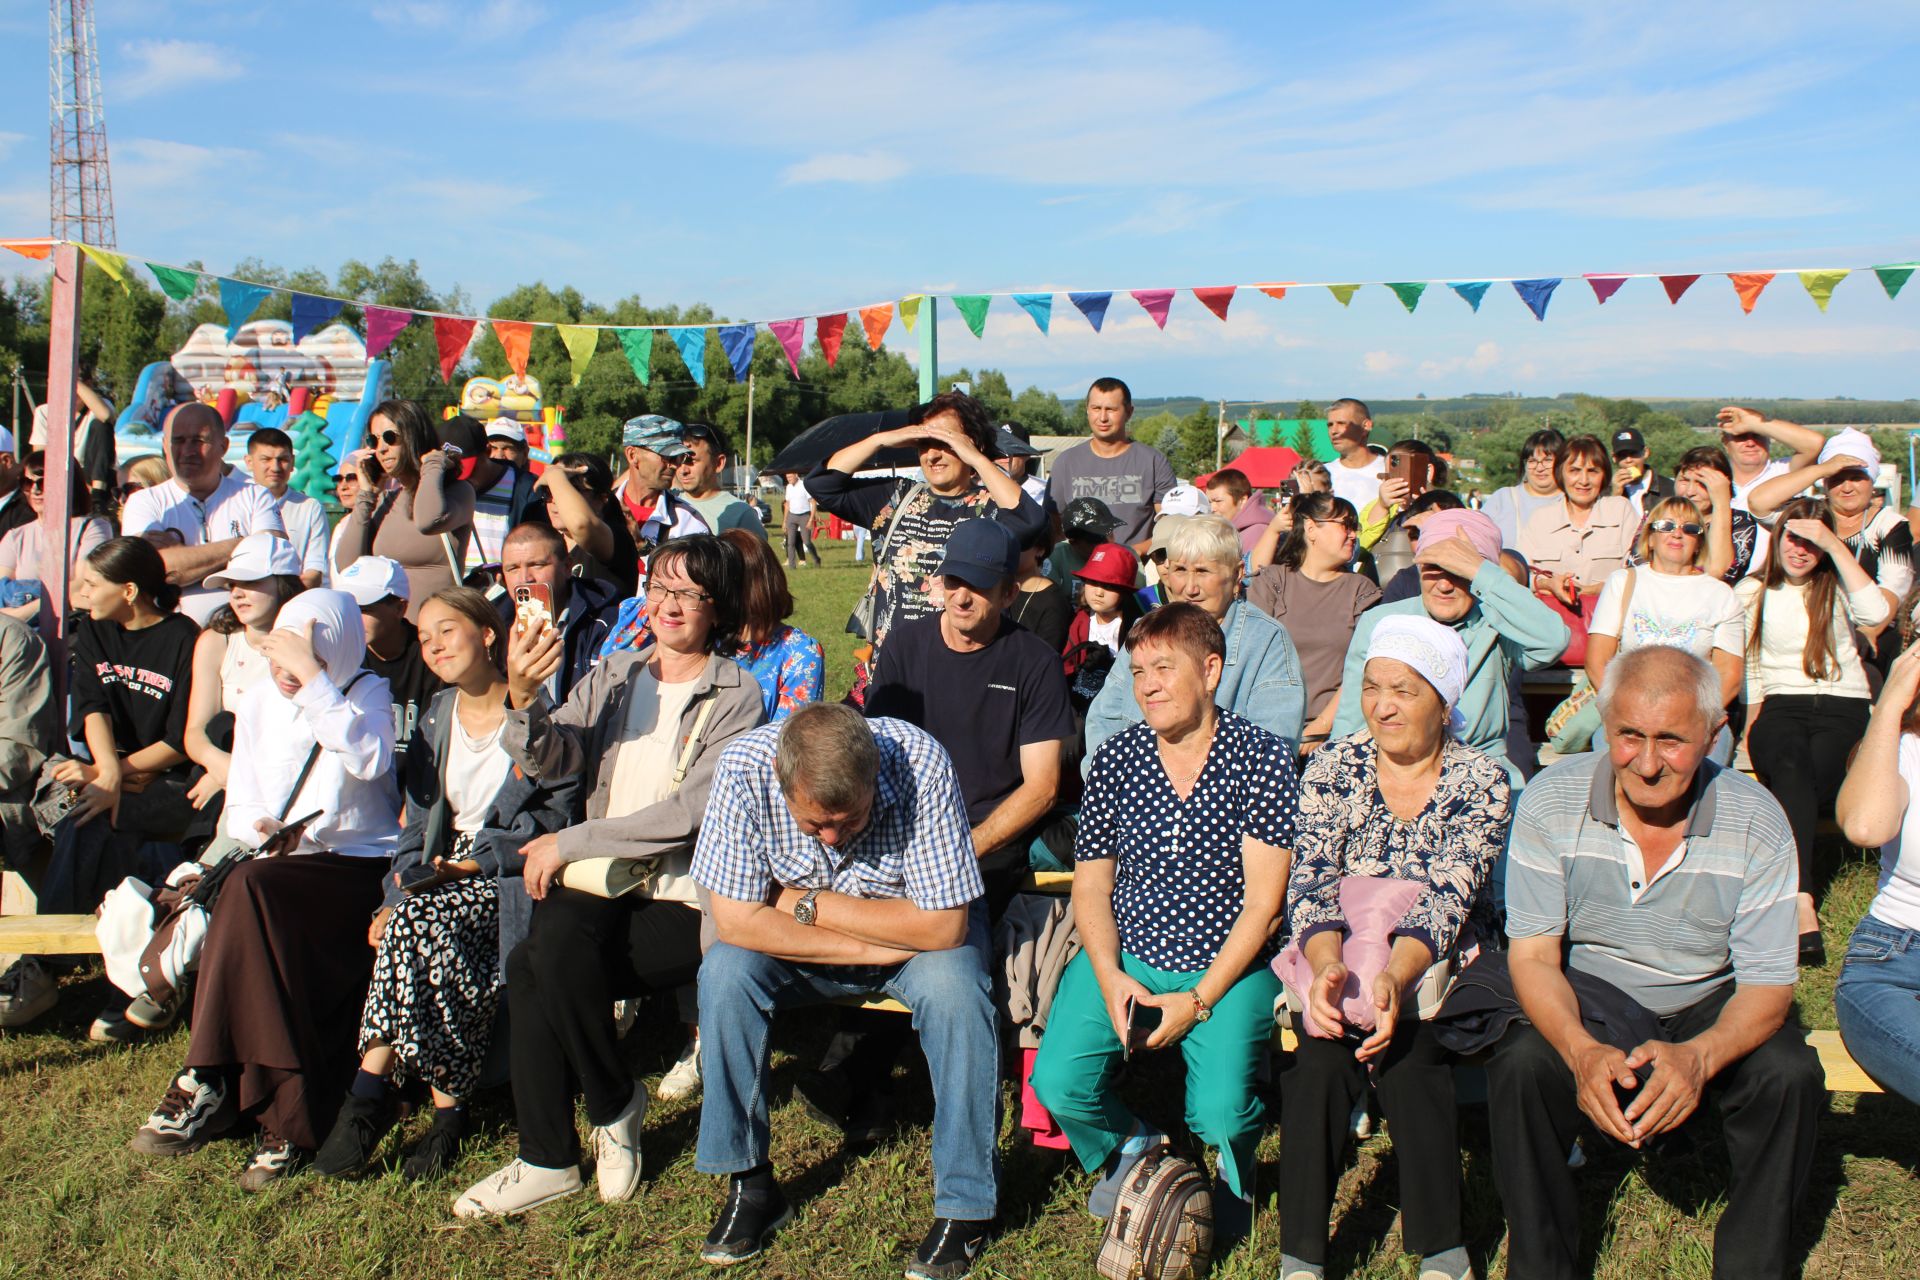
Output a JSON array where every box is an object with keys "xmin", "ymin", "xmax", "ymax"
[{"xmin": 49, "ymin": 0, "xmax": 115, "ymax": 246}]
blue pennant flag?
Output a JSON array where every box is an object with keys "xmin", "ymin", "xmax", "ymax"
[
  {"xmin": 219, "ymin": 277, "xmax": 273, "ymax": 341},
  {"xmin": 670, "ymin": 327, "xmax": 708, "ymax": 388},
  {"xmin": 1013, "ymin": 293, "xmax": 1052, "ymax": 334},
  {"xmin": 290, "ymin": 292, "xmax": 346, "ymax": 342},
  {"xmin": 1512, "ymin": 278, "xmax": 1561, "ymax": 321},
  {"xmin": 1448, "ymin": 281, "xmax": 1492, "ymax": 312},
  {"xmin": 717, "ymin": 324, "xmax": 756, "ymax": 382},
  {"xmin": 1068, "ymin": 291, "xmax": 1111, "ymax": 332}
]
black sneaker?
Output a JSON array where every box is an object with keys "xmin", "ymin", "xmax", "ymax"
[
  {"xmin": 314, "ymin": 1091, "xmax": 400, "ymax": 1178},
  {"xmin": 239, "ymin": 1131, "xmax": 303, "ymax": 1192},
  {"xmin": 906, "ymin": 1218, "xmax": 991, "ymax": 1280},
  {"xmin": 700, "ymin": 1178, "xmax": 793, "ymax": 1265},
  {"xmin": 401, "ymin": 1109, "xmax": 469, "ymax": 1181},
  {"xmin": 795, "ymin": 1065, "xmax": 851, "ymax": 1129}
]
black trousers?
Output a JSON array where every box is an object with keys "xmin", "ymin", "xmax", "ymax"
[
  {"xmin": 506, "ymin": 888, "xmax": 703, "ymax": 1168},
  {"xmin": 1484, "ymin": 984, "xmax": 1824, "ymax": 1280},
  {"xmin": 1279, "ymin": 1018, "xmax": 1461, "ymax": 1265},
  {"xmin": 1747, "ymin": 693, "xmax": 1871, "ymax": 896}
]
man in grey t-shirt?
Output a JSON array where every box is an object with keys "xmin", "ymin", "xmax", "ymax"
[{"xmin": 1045, "ymin": 376, "xmax": 1174, "ymax": 553}]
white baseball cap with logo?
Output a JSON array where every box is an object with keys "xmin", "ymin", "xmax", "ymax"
[
  {"xmin": 1159, "ymin": 482, "xmax": 1210, "ymax": 518},
  {"xmin": 485, "ymin": 420, "xmax": 527, "ymax": 442},
  {"xmin": 206, "ymin": 532, "xmax": 302, "ymax": 589},
  {"xmin": 335, "ymin": 555, "xmax": 411, "ymax": 608}
]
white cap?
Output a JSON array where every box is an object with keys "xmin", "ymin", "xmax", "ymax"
[
  {"xmin": 1160, "ymin": 482, "xmax": 1210, "ymax": 517},
  {"xmin": 206, "ymin": 532, "xmax": 301, "ymax": 589},
  {"xmin": 485, "ymin": 419, "xmax": 527, "ymax": 442},
  {"xmin": 335, "ymin": 555, "xmax": 410, "ymax": 607},
  {"xmin": 1817, "ymin": 428, "xmax": 1880, "ymax": 475}
]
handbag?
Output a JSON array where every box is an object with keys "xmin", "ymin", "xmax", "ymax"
[
  {"xmin": 558, "ymin": 693, "xmax": 720, "ymax": 900},
  {"xmin": 1095, "ymin": 1144, "xmax": 1213, "ymax": 1280},
  {"xmin": 1546, "ymin": 569, "xmax": 1635, "ymax": 755}
]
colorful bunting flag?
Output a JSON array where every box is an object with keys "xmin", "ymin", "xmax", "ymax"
[
  {"xmin": 1584, "ymin": 275, "xmax": 1628, "ymax": 304},
  {"xmin": 290, "ymin": 292, "xmax": 345, "ymax": 341},
  {"xmin": 615, "ymin": 328, "xmax": 653, "ymax": 385},
  {"xmin": 859, "ymin": 304, "xmax": 892, "ymax": 350},
  {"xmin": 768, "ymin": 319, "xmax": 807, "ymax": 376},
  {"xmin": 1659, "ymin": 274, "xmax": 1701, "ymax": 304},
  {"xmin": 1449, "ymin": 282, "xmax": 1491, "ymax": 312},
  {"xmin": 0, "ymin": 240, "xmax": 52, "ymax": 260},
  {"xmin": 1325, "ymin": 284, "xmax": 1360, "ymax": 307},
  {"xmin": 952, "ymin": 294, "xmax": 992, "ymax": 338},
  {"xmin": 817, "ymin": 313, "xmax": 848, "ymax": 365},
  {"xmin": 556, "ymin": 324, "xmax": 598, "ymax": 385},
  {"xmin": 670, "ymin": 327, "xmax": 708, "ymax": 387},
  {"xmin": 1874, "ymin": 263, "xmax": 1914, "ymax": 300},
  {"xmin": 1254, "ymin": 283, "xmax": 1292, "ymax": 301},
  {"xmin": 433, "ymin": 315, "xmax": 478, "ymax": 382},
  {"xmin": 1513, "ymin": 278, "xmax": 1560, "ymax": 321},
  {"xmin": 1013, "ymin": 293, "xmax": 1052, "ymax": 333},
  {"xmin": 1192, "ymin": 286, "xmax": 1235, "ymax": 321},
  {"xmin": 219, "ymin": 277, "xmax": 272, "ymax": 339},
  {"xmin": 147, "ymin": 263, "xmax": 200, "ymax": 302},
  {"xmin": 1386, "ymin": 282, "xmax": 1426, "ymax": 313},
  {"xmin": 1069, "ymin": 292, "xmax": 1111, "ymax": 332},
  {"xmin": 1131, "ymin": 289, "xmax": 1175, "ymax": 329},
  {"xmin": 492, "ymin": 320, "xmax": 534, "ymax": 377},
  {"xmin": 364, "ymin": 305, "xmax": 413, "ymax": 359},
  {"xmin": 899, "ymin": 295, "xmax": 925, "ymax": 335},
  {"xmin": 1728, "ymin": 272, "xmax": 1775, "ymax": 314},
  {"xmin": 80, "ymin": 245, "xmax": 129, "ymax": 293},
  {"xmin": 718, "ymin": 324, "xmax": 756, "ymax": 382},
  {"xmin": 1799, "ymin": 270, "xmax": 1848, "ymax": 312}
]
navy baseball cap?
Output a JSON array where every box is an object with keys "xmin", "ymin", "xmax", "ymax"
[{"xmin": 936, "ymin": 519, "xmax": 1020, "ymax": 592}]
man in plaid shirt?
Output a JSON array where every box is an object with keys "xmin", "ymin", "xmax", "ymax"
[{"xmin": 690, "ymin": 702, "xmax": 997, "ymax": 1280}]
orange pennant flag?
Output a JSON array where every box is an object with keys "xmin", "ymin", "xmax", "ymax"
[
  {"xmin": 1254, "ymin": 282, "xmax": 1292, "ymax": 301},
  {"xmin": 1728, "ymin": 272, "xmax": 1775, "ymax": 314},
  {"xmin": 493, "ymin": 320, "xmax": 534, "ymax": 377},
  {"xmin": 859, "ymin": 303, "xmax": 893, "ymax": 350},
  {"xmin": 1, "ymin": 240, "xmax": 53, "ymax": 261}
]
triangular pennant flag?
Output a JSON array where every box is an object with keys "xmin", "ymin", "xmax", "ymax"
[
  {"xmin": 859, "ymin": 304, "xmax": 892, "ymax": 350},
  {"xmin": 1069, "ymin": 292, "xmax": 1111, "ymax": 332},
  {"xmin": 768, "ymin": 319, "xmax": 806, "ymax": 376},
  {"xmin": 1872, "ymin": 263, "xmax": 1915, "ymax": 300},
  {"xmin": 147, "ymin": 263, "xmax": 200, "ymax": 302},
  {"xmin": 1583, "ymin": 274, "xmax": 1628, "ymax": 304},
  {"xmin": 290, "ymin": 292, "xmax": 345, "ymax": 341},
  {"xmin": 717, "ymin": 324, "xmax": 756, "ymax": 382},
  {"xmin": 1131, "ymin": 289, "xmax": 1175, "ymax": 329},
  {"xmin": 492, "ymin": 320, "xmax": 534, "ymax": 377},
  {"xmin": 1512, "ymin": 278, "xmax": 1561, "ymax": 321},
  {"xmin": 219, "ymin": 277, "xmax": 272, "ymax": 339},
  {"xmin": 1728, "ymin": 272, "xmax": 1775, "ymax": 315},
  {"xmin": 816, "ymin": 313, "xmax": 848, "ymax": 366},
  {"xmin": 899, "ymin": 295, "xmax": 924, "ymax": 334},
  {"xmin": 556, "ymin": 324, "xmax": 598, "ymax": 386},
  {"xmin": 670, "ymin": 327, "xmax": 708, "ymax": 388},
  {"xmin": 615, "ymin": 328, "xmax": 653, "ymax": 386},
  {"xmin": 951, "ymin": 294, "xmax": 992, "ymax": 338},
  {"xmin": 1798, "ymin": 269, "xmax": 1849, "ymax": 312},
  {"xmin": 1192, "ymin": 286, "xmax": 1235, "ymax": 321},
  {"xmin": 1013, "ymin": 293, "xmax": 1052, "ymax": 333},
  {"xmin": 1254, "ymin": 283, "xmax": 1292, "ymax": 301},
  {"xmin": 433, "ymin": 316, "xmax": 478, "ymax": 382},
  {"xmin": 0, "ymin": 240, "xmax": 52, "ymax": 261},
  {"xmin": 1386, "ymin": 282, "xmax": 1427, "ymax": 313},
  {"xmin": 1449, "ymin": 281, "xmax": 1491, "ymax": 311},
  {"xmin": 79, "ymin": 245, "xmax": 129, "ymax": 293},
  {"xmin": 1325, "ymin": 284, "xmax": 1360, "ymax": 307},
  {"xmin": 1659, "ymin": 274, "xmax": 1701, "ymax": 304},
  {"xmin": 364, "ymin": 305, "xmax": 413, "ymax": 359}
]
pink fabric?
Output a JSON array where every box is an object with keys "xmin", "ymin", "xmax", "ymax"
[
  {"xmin": 1418, "ymin": 509, "xmax": 1502, "ymax": 565},
  {"xmin": 1273, "ymin": 876, "xmax": 1423, "ymax": 1039},
  {"xmin": 1019, "ymin": 1047, "xmax": 1070, "ymax": 1148}
]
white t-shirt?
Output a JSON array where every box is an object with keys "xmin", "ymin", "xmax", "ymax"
[
  {"xmin": 1731, "ymin": 459, "xmax": 1792, "ymax": 514},
  {"xmin": 1327, "ymin": 454, "xmax": 1386, "ymax": 515},
  {"xmin": 121, "ymin": 473, "xmax": 287, "ymax": 624},
  {"xmin": 785, "ymin": 479, "xmax": 814, "ymax": 518},
  {"xmin": 1589, "ymin": 567, "xmax": 1746, "ymax": 660},
  {"xmin": 1087, "ymin": 614, "xmax": 1123, "ymax": 655},
  {"xmin": 604, "ymin": 673, "xmax": 700, "ymax": 819},
  {"xmin": 1875, "ymin": 735, "xmax": 1920, "ymax": 931},
  {"xmin": 270, "ymin": 488, "xmax": 331, "ymax": 585},
  {"xmin": 445, "ymin": 711, "xmax": 512, "ymax": 835},
  {"xmin": 1734, "ymin": 576, "xmax": 1889, "ymax": 702}
]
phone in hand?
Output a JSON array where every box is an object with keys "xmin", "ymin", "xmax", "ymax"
[
  {"xmin": 395, "ymin": 860, "xmax": 467, "ymax": 897},
  {"xmin": 513, "ymin": 583, "xmax": 553, "ymax": 635},
  {"xmin": 1386, "ymin": 451, "xmax": 1433, "ymax": 501},
  {"xmin": 259, "ymin": 810, "xmax": 324, "ymax": 857},
  {"xmin": 1123, "ymin": 995, "xmax": 1163, "ymax": 1059}
]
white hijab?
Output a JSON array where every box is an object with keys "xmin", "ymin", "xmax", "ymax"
[{"xmin": 273, "ymin": 589, "xmax": 368, "ymax": 686}]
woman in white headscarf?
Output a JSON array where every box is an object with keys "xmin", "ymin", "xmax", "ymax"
[
  {"xmin": 1275, "ymin": 615, "xmax": 1513, "ymax": 1280},
  {"xmin": 128, "ymin": 589, "xmax": 401, "ymax": 1191}
]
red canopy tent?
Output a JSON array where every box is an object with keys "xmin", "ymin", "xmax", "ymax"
[{"xmin": 1196, "ymin": 445, "xmax": 1302, "ymax": 489}]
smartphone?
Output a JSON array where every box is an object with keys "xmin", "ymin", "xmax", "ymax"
[
  {"xmin": 1123, "ymin": 996, "xmax": 1163, "ymax": 1059},
  {"xmin": 395, "ymin": 860, "xmax": 467, "ymax": 897},
  {"xmin": 1386, "ymin": 451, "xmax": 1433, "ymax": 500},
  {"xmin": 259, "ymin": 809, "xmax": 324, "ymax": 856},
  {"xmin": 513, "ymin": 583, "xmax": 554, "ymax": 634}
]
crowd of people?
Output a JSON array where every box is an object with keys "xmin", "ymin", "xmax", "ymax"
[{"xmin": 0, "ymin": 379, "xmax": 1915, "ymax": 1280}]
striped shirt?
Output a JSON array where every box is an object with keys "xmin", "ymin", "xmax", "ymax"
[
  {"xmin": 466, "ymin": 467, "xmax": 518, "ymax": 574},
  {"xmin": 1505, "ymin": 753, "xmax": 1798, "ymax": 1015},
  {"xmin": 691, "ymin": 716, "xmax": 983, "ymax": 912}
]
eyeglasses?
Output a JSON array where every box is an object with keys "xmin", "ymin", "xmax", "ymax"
[
  {"xmin": 1648, "ymin": 519, "xmax": 1705, "ymax": 537},
  {"xmin": 1307, "ymin": 516, "xmax": 1359, "ymax": 533},
  {"xmin": 649, "ymin": 585, "xmax": 711, "ymax": 609}
]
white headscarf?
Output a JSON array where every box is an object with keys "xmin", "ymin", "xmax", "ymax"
[
  {"xmin": 1365, "ymin": 614, "xmax": 1470, "ymax": 734},
  {"xmin": 1816, "ymin": 428, "xmax": 1880, "ymax": 475},
  {"xmin": 272, "ymin": 588, "xmax": 367, "ymax": 687}
]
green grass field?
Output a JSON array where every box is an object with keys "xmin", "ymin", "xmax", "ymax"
[{"xmin": 3, "ymin": 527, "xmax": 1914, "ymax": 1279}]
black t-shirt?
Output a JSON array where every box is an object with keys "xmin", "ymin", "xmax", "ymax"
[
  {"xmin": 865, "ymin": 614, "xmax": 1075, "ymax": 827},
  {"xmin": 1006, "ymin": 581, "xmax": 1073, "ymax": 654},
  {"xmin": 365, "ymin": 641, "xmax": 444, "ymax": 772},
  {"xmin": 69, "ymin": 613, "xmax": 199, "ymax": 761}
]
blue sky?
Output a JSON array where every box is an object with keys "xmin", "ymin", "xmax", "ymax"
[{"xmin": 2, "ymin": 0, "xmax": 1917, "ymax": 402}]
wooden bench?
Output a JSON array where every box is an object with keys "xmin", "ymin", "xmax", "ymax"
[{"xmin": 0, "ymin": 913, "xmax": 100, "ymax": 955}]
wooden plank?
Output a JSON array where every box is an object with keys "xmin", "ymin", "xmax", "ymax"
[
  {"xmin": 40, "ymin": 242, "xmax": 85, "ymax": 706},
  {"xmin": 1807, "ymin": 1029, "xmax": 1882, "ymax": 1094},
  {"xmin": 1016, "ymin": 871, "xmax": 1073, "ymax": 895},
  {"xmin": 0, "ymin": 914, "xmax": 100, "ymax": 954}
]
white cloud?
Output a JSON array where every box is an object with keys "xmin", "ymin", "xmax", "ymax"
[
  {"xmin": 1418, "ymin": 341, "xmax": 1504, "ymax": 378},
  {"xmin": 117, "ymin": 39, "xmax": 242, "ymax": 100},
  {"xmin": 1468, "ymin": 181, "xmax": 1849, "ymax": 221},
  {"xmin": 781, "ymin": 151, "xmax": 909, "ymax": 185},
  {"xmin": 1363, "ymin": 350, "xmax": 1408, "ymax": 374},
  {"xmin": 1097, "ymin": 193, "xmax": 1244, "ymax": 239},
  {"xmin": 0, "ymin": 132, "xmax": 24, "ymax": 164}
]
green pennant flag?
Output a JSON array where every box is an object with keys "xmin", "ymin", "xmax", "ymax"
[
  {"xmin": 1386, "ymin": 282, "xmax": 1426, "ymax": 313},
  {"xmin": 615, "ymin": 328, "xmax": 653, "ymax": 386},
  {"xmin": 1326, "ymin": 283, "xmax": 1360, "ymax": 307},
  {"xmin": 147, "ymin": 263, "xmax": 200, "ymax": 302},
  {"xmin": 951, "ymin": 294, "xmax": 991, "ymax": 338},
  {"xmin": 1798, "ymin": 269, "xmax": 1849, "ymax": 312},
  {"xmin": 1873, "ymin": 263, "xmax": 1915, "ymax": 300}
]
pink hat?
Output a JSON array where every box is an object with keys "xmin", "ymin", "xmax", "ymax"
[{"xmin": 1416, "ymin": 509, "xmax": 1502, "ymax": 565}]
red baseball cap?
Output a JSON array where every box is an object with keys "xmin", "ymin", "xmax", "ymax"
[{"xmin": 1074, "ymin": 542, "xmax": 1139, "ymax": 591}]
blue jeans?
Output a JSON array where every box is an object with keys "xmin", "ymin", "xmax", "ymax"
[
  {"xmin": 695, "ymin": 907, "xmax": 999, "ymax": 1221},
  {"xmin": 1835, "ymin": 913, "xmax": 1920, "ymax": 1105}
]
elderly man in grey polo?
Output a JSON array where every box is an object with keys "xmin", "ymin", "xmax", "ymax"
[{"xmin": 1485, "ymin": 645, "xmax": 1823, "ymax": 1280}]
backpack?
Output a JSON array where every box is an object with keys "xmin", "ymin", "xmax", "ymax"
[{"xmin": 1096, "ymin": 1145, "xmax": 1213, "ymax": 1280}]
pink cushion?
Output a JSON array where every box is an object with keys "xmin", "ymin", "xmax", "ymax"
[{"xmin": 1273, "ymin": 876, "xmax": 1423, "ymax": 1039}]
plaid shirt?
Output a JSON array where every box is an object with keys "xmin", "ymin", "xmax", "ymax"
[{"xmin": 692, "ymin": 716, "xmax": 983, "ymax": 911}]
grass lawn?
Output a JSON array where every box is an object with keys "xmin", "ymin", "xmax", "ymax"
[{"xmin": 3, "ymin": 525, "xmax": 1914, "ymax": 1278}]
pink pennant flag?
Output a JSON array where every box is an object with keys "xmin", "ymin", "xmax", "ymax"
[
  {"xmin": 1192, "ymin": 286, "xmax": 1235, "ymax": 321},
  {"xmin": 1131, "ymin": 289, "xmax": 1175, "ymax": 329},
  {"xmin": 768, "ymin": 319, "xmax": 806, "ymax": 377},
  {"xmin": 1659, "ymin": 274, "xmax": 1701, "ymax": 305},
  {"xmin": 364, "ymin": 305, "xmax": 414, "ymax": 359},
  {"xmin": 1583, "ymin": 275, "xmax": 1628, "ymax": 304},
  {"xmin": 816, "ymin": 313, "xmax": 848, "ymax": 366}
]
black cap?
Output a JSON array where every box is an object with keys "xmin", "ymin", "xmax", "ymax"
[
  {"xmin": 1063, "ymin": 496, "xmax": 1122, "ymax": 537},
  {"xmin": 1611, "ymin": 427, "xmax": 1647, "ymax": 457},
  {"xmin": 680, "ymin": 421, "xmax": 729, "ymax": 454},
  {"xmin": 994, "ymin": 427, "xmax": 1043, "ymax": 459}
]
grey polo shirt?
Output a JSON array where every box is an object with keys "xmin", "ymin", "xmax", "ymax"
[{"xmin": 1506, "ymin": 753, "xmax": 1798, "ymax": 1015}]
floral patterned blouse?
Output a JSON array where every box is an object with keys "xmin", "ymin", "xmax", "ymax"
[{"xmin": 1286, "ymin": 733, "xmax": 1512, "ymax": 960}]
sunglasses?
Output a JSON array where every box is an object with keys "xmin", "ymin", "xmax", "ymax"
[
  {"xmin": 23, "ymin": 475, "xmax": 45, "ymax": 492},
  {"xmin": 1648, "ymin": 519, "xmax": 1705, "ymax": 537},
  {"xmin": 367, "ymin": 430, "xmax": 401, "ymax": 447}
]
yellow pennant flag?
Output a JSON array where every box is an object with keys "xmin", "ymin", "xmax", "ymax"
[
  {"xmin": 900, "ymin": 294, "xmax": 925, "ymax": 334},
  {"xmin": 556, "ymin": 325, "xmax": 599, "ymax": 386},
  {"xmin": 1325, "ymin": 283, "xmax": 1360, "ymax": 307},
  {"xmin": 79, "ymin": 244, "xmax": 130, "ymax": 292},
  {"xmin": 1798, "ymin": 270, "xmax": 1849, "ymax": 312}
]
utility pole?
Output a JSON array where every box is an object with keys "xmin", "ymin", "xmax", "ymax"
[
  {"xmin": 1216, "ymin": 399, "xmax": 1227, "ymax": 470},
  {"xmin": 49, "ymin": 0, "xmax": 117, "ymax": 246},
  {"xmin": 743, "ymin": 369, "xmax": 755, "ymax": 492},
  {"xmin": 917, "ymin": 297, "xmax": 938, "ymax": 402}
]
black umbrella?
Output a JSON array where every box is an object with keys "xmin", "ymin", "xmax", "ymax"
[{"xmin": 768, "ymin": 409, "xmax": 918, "ymax": 474}]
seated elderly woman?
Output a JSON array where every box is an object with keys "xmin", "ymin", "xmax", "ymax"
[
  {"xmin": 1031, "ymin": 603, "xmax": 1297, "ymax": 1254},
  {"xmin": 1276, "ymin": 616, "xmax": 1512, "ymax": 1280},
  {"xmin": 1083, "ymin": 513, "xmax": 1306, "ymax": 765}
]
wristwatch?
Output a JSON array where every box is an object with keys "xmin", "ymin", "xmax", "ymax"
[
  {"xmin": 794, "ymin": 888, "xmax": 823, "ymax": 927},
  {"xmin": 1189, "ymin": 991, "xmax": 1213, "ymax": 1023}
]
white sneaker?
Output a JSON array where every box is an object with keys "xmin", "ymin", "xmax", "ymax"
[
  {"xmin": 452, "ymin": 1159, "xmax": 584, "ymax": 1218},
  {"xmin": 591, "ymin": 1087, "xmax": 647, "ymax": 1201},
  {"xmin": 657, "ymin": 1038, "xmax": 701, "ymax": 1101},
  {"xmin": 0, "ymin": 959, "xmax": 56, "ymax": 1028},
  {"xmin": 1349, "ymin": 1098, "xmax": 1373, "ymax": 1140},
  {"xmin": 130, "ymin": 1068, "xmax": 238, "ymax": 1156}
]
